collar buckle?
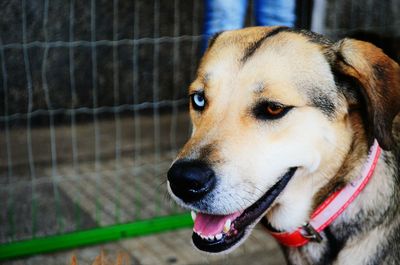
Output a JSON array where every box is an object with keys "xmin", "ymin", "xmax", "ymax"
[{"xmin": 301, "ymin": 223, "xmax": 323, "ymax": 243}]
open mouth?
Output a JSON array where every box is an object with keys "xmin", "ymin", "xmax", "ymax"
[{"xmin": 191, "ymin": 167, "xmax": 297, "ymax": 253}]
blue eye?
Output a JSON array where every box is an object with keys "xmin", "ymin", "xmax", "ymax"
[{"xmin": 191, "ymin": 92, "xmax": 206, "ymax": 111}]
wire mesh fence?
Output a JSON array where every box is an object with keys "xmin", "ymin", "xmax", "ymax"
[{"xmin": 0, "ymin": 0, "xmax": 203, "ymax": 245}]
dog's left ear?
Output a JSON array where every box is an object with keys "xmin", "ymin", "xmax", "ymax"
[{"xmin": 332, "ymin": 38, "xmax": 400, "ymax": 150}]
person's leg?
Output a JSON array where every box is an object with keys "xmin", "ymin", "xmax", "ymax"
[
  {"xmin": 254, "ymin": 0, "xmax": 296, "ymax": 27},
  {"xmin": 202, "ymin": 0, "xmax": 247, "ymax": 51}
]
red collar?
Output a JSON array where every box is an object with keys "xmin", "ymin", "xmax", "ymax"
[{"xmin": 267, "ymin": 140, "xmax": 382, "ymax": 247}]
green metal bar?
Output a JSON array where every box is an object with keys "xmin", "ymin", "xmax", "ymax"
[{"xmin": 0, "ymin": 213, "xmax": 192, "ymax": 261}]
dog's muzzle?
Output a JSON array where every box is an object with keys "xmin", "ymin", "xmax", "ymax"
[{"xmin": 168, "ymin": 158, "xmax": 298, "ymax": 253}]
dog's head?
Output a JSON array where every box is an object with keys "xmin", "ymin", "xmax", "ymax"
[{"xmin": 167, "ymin": 27, "xmax": 400, "ymax": 253}]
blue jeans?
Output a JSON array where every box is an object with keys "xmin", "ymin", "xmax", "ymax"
[{"xmin": 203, "ymin": 0, "xmax": 296, "ymax": 50}]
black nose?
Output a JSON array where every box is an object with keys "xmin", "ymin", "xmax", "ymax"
[{"xmin": 167, "ymin": 160, "xmax": 216, "ymax": 203}]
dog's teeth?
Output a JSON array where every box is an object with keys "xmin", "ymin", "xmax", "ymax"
[
  {"xmin": 216, "ymin": 233, "xmax": 223, "ymax": 240},
  {"xmin": 200, "ymin": 234, "xmax": 205, "ymax": 239},
  {"xmin": 191, "ymin": 211, "xmax": 197, "ymax": 221},
  {"xmin": 223, "ymin": 219, "xmax": 231, "ymax": 233}
]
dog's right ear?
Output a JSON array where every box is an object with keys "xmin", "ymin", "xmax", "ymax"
[{"xmin": 331, "ymin": 38, "xmax": 400, "ymax": 150}]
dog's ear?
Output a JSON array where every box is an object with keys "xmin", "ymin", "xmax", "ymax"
[{"xmin": 332, "ymin": 38, "xmax": 400, "ymax": 150}]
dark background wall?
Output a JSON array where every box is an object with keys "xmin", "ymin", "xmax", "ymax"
[
  {"xmin": 0, "ymin": 0, "xmax": 204, "ymax": 119},
  {"xmin": 323, "ymin": 0, "xmax": 400, "ymax": 62},
  {"xmin": 0, "ymin": 0, "xmax": 399, "ymax": 121}
]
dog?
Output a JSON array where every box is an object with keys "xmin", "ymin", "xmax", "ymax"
[{"xmin": 167, "ymin": 26, "xmax": 400, "ymax": 265}]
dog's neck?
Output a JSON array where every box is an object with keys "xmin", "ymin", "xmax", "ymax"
[
  {"xmin": 312, "ymin": 120, "xmax": 371, "ymax": 211},
  {"xmin": 284, "ymin": 111, "xmax": 400, "ymax": 264},
  {"xmin": 284, "ymin": 146, "xmax": 400, "ymax": 265}
]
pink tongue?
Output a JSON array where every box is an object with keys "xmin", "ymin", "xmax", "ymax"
[{"xmin": 194, "ymin": 212, "xmax": 241, "ymax": 236}]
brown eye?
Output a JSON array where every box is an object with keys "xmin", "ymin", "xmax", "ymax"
[
  {"xmin": 266, "ymin": 105, "xmax": 284, "ymax": 116},
  {"xmin": 253, "ymin": 101, "xmax": 292, "ymax": 120}
]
